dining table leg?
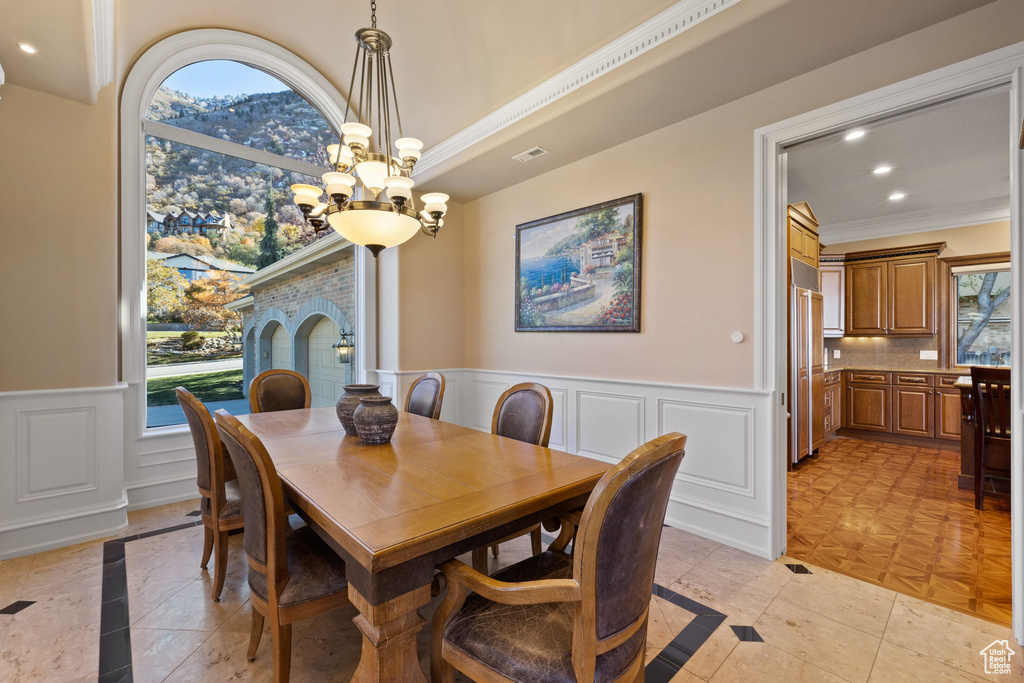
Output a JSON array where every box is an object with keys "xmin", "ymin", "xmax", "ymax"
[{"xmin": 349, "ymin": 582, "xmax": 432, "ymax": 682}]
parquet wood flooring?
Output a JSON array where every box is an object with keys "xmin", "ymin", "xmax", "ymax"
[{"xmin": 787, "ymin": 436, "xmax": 1012, "ymax": 626}]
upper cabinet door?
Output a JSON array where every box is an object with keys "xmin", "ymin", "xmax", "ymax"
[
  {"xmin": 888, "ymin": 257, "xmax": 936, "ymax": 335},
  {"xmin": 846, "ymin": 262, "xmax": 887, "ymax": 335},
  {"xmin": 820, "ymin": 265, "xmax": 845, "ymax": 337}
]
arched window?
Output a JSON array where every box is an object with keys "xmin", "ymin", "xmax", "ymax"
[{"xmin": 122, "ymin": 31, "xmax": 371, "ymax": 433}]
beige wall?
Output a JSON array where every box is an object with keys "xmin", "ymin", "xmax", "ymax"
[
  {"xmin": 0, "ymin": 84, "xmax": 118, "ymax": 391},
  {"xmin": 463, "ymin": 1, "xmax": 1024, "ymax": 389},
  {"xmin": 823, "ymin": 221, "xmax": 1011, "ymax": 257}
]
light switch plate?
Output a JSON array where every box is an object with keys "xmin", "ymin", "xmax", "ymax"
[
  {"xmin": 920, "ymin": 350, "xmax": 938, "ymax": 360},
  {"xmin": 833, "ymin": 350, "xmax": 841, "ymax": 359}
]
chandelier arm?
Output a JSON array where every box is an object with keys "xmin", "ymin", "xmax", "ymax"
[
  {"xmin": 385, "ymin": 53, "xmax": 404, "ymax": 140},
  {"xmin": 379, "ymin": 48, "xmax": 394, "ymax": 177},
  {"xmin": 356, "ymin": 40, "xmax": 368, "ymax": 125},
  {"xmin": 342, "ymin": 39, "xmax": 361, "ymax": 127}
]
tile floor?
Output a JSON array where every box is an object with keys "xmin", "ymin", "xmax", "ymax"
[
  {"xmin": 788, "ymin": 437, "xmax": 1012, "ymax": 625},
  {"xmin": 0, "ymin": 498, "xmax": 1021, "ymax": 682}
]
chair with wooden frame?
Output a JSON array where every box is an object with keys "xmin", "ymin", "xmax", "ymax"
[
  {"xmin": 405, "ymin": 372, "xmax": 446, "ymax": 419},
  {"xmin": 432, "ymin": 432, "xmax": 687, "ymax": 682},
  {"xmin": 214, "ymin": 410, "xmax": 350, "ymax": 683},
  {"xmin": 971, "ymin": 366, "xmax": 1011, "ymax": 510},
  {"xmin": 472, "ymin": 383, "xmax": 553, "ymax": 574},
  {"xmin": 175, "ymin": 387, "xmax": 245, "ymax": 601},
  {"xmin": 249, "ymin": 369, "xmax": 311, "ymax": 414}
]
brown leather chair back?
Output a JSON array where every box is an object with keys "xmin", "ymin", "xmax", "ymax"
[
  {"xmin": 573, "ymin": 433, "xmax": 686, "ymax": 662},
  {"xmin": 214, "ymin": 410, "xmax": 289, "ymax": 585},
  {"xmin": 405, "ymin": 372, "xmax": 446, "ymax": 419},
  {"xmin": 249, "ymin": 369, "xmax": 311, "ymax": 414},
  {"xmin": 491, "ymin": 382, "xmax": 553, "ymax": 447},
  {"xmin": 176, "ymin": 387, "xmax": 216, "ymax": 494},
  {"xmin": 972, "ymin": 366, "xmax": 1011, "ymax": 439}
]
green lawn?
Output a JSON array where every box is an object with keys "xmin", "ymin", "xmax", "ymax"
[{"xmin": 147, "ymin": 369, "xmax": 244, "ymax": 406}]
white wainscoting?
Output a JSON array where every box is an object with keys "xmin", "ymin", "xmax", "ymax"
[
  {"xmin": 378, "ymin": 368, "xmax": 774, "ymax": 558},
  {"xmin": 0, "ymin": 385, "xmax": 129, "ymax": 559}
]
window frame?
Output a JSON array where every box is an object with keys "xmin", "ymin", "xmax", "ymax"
[
  {"xmin": 121, "ymin": 29, "xmax": 375, "ymax": 439},
  {"xmin": 939, "ymin": 251, "xmax": 1012, "ymax": 370}
]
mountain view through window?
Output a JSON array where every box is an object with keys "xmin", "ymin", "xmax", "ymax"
[{"xmin": 145, "ymin": 60, "xmax": 336, "ymax": 428}]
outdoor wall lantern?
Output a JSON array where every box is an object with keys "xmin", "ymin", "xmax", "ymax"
[{"xmin": 333, "ymin": 329, "xmax": 355, "ymax": 364}]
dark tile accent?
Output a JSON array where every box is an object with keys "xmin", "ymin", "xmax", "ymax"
[
  {"xmin": 97, "ymin": 626, "xmax": 132, "ymax": 679},
  {"xmin": 785, "ymin": 563, "xmax": 812, "ymax": 574},
  {"xmin": 652, "ymin": 582, "xmax": 725, "ymax": 617},
  {"xmin": 98, "ymin": 664, "xmax": 133, "ymax": 683},
  {"xmin": 645, "ymin": 653, "xmax": 683, "ymax": 681},
  {"xmin": 0, "ymin": 600, "xmax": 35, "ymax": 615},
  {"xmin": 96, "ymin": 518, "xmax": 209, "ymax": 679},
  {"xmin": 692, "ymin": 614, "xmax": 727, "ymax": 632},
  {"xmin": 731, "ymin": 625, "xmax": 765, "ymax": 642},
  {"xmin": 186, "ymin": 510, "xmax": 202, "ymax": 517}
]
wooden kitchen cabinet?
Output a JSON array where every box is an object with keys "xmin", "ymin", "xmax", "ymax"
[
  {"xmin": 846, "ymin": 383, "xmax": 891, "ymax": 432},
  {"xmin": 820, "ymin": 263, "xmax": 845, "ymax": 337},
  {"xmin": 893, "ymin": 385, "xmax": 934, "ymax": 437},
  {"xmin": 823, "ymin": 371, "xmax": 842, "ymax": 436},
  {"xmin": 843, "ymin": 244, "xmax": 942, "ymax": 337},
  {"xmin": 788, "ymin": 202, "xmax": 820, "ymax": 268},
  {"xmin": 935, "ymin": 388, "xmax": 963, "ymax": 441},
  {"xmin": 846, "ymin": 262, "xmax": 887, "ymax": 335},
  {"xmin": 888, "ymin": 257, "xmax": 936, "ymax": 335}
]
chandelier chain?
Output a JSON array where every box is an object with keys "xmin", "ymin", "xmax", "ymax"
[{"xmin": 370, "ymin": 0, "xmax": 377, "ymax": 28}]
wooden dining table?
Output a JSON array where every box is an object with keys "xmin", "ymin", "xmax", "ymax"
[{"xmin": 234, "ymin": 406, "xmax": 610, "ymax": 682}]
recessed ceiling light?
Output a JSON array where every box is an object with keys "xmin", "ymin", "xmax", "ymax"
[
  {"xmin": 873, "ymin": 165, "xmax": 892, "ymax": 174},
  {"xmin": 889, "ymin": 193, "xmax": 905, "ymax": 201},
  {"xmin": 17, "ymin": 42, "xmax": 37, "ymax": 54},
  {"xmin": 844, "ymin": 129, "xmax": 866, "ymax": 141}
]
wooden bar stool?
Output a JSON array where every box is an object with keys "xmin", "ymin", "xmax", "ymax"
[{"xmin": 971, "ymin": 366, "xmax": 1011, "ymax": 510}]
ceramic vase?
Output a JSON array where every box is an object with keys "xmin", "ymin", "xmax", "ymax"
[
  {"xmin": 353, "ymin": 396, "xmax": 399, "ymax": 445},
  {"xmin": 336, "ymin": 384, "xmax": 382, "ymax": 436}
]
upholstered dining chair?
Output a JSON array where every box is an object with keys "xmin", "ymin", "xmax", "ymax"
[
  {"xmin": 971, "ymin": 366, "xmax": 1011, "ymax": 510},
  {"xmin": 214, "ymin": 410, "xmax": 350, "ymax": 683},
  {"xmin": 432, "ymin": 432, "xmax": 687, "ymax": 682},
  {"xmin": 249, "ymin": 369, "xmax": 311, "ymax": 414},
  {"xmin": 405, "ymin": 372, "xmax": 446, "ymax": 419},
  {"xmin": 473, "ymin": 382, "xmax": 553, "ymax": 573},
  {"xmin": 175, "ymin": 387, "xmax": 244, "ymax": 602}
]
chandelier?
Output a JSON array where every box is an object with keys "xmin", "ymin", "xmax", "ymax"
[{"xmin": 291, "ymin": 0, "xmax": 448, "ymax": 257}]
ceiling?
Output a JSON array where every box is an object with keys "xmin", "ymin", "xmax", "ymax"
[
  {"xmin": 0, "ymin": 0, "xmax": 100, "ymax": 103},
  {"xmin": 0, "ymin": 0, "xmax": 1003, "ymax": 201},
  {"xmin": 787, "ymin": 88, "xmax": 1011, "ymax": 237}
]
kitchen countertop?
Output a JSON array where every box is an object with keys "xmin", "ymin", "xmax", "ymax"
[{"xmin": 824, "ymin": 366, "xmax": 969, "ymax": 375}]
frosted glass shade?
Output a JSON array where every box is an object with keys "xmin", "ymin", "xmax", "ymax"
[
  {"xmin": 385, "ymin": 175, "xmax": 414, "ymax": 190},
  {"xmin": 355, "ymin": 161, "xmax": 388, "ymax": 195},
  {"xmin": 341, "ymin": 122, "xmax": 372, "ymax": 137},
  {"xmin": 327, "ymin": 144, "xmax": 354, "ymax": 166},
  {"xmin": 322, "ymin": 172, "xmax": 356, "ymax": 187},
  {"xmin": 327, "ymin": 208, "xmax": 420, "ymax": 249},
  {"xmin": 421, "ymin": 192, "xmax": 449, "ymax": 204},
  {"xmin": 291, "ymin": 184, "xmax": 322, "ymax": 206},
  {"xmin": 424, "ymin": 202, "xmax": 448, "ymax": 215},
  {"xmin": 326, "ymin": 184, "xmax": 354, "ymax": 199},
  {"xmin": 387, "ymin": 185, "xmax": 412, "ymax": 201},
  {"xmin": 395, "ymin": 137, "xmax": 423, "ymax": 151},
  {"xmin": 399, "ymin": 148, "xmax": 421, "ymax": 162}
]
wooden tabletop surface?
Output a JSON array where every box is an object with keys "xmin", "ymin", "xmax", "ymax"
[{"xmin": 235, "ymin": 407, "xmax": 610, "ymax": 574}]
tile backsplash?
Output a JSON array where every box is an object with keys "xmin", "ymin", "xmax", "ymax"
[{"xmin": 824, "ymin": 336, "xmax": 940, "ymax": 370}]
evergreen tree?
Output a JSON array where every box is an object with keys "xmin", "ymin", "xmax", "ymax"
[{"xmin": 257, "ymin": 188, "xmax": 283, "ymax": 269}]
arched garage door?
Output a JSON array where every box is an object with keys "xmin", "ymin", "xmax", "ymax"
[
  {"xmin": 271, "ymin": 325, "xmax": 291, "ymax": 370},
  {"xmin": 308, "ymin": 317, "xmax": 349, "ymax": 407}
]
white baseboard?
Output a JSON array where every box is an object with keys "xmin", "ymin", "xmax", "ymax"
[
  {"xmin": 125, "ymin": 473, "xmax": 199, "ymax": 511},
  {"xmin": 378, "ymin": 367, "xmax": 775, "ymax": 558}
]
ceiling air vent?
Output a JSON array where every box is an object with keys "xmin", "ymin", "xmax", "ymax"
[{"xmin": 512, "ymin": 146, "xmax": 550, "ymax": 163}]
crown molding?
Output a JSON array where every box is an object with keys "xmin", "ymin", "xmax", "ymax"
[
  {"xmin": 414, "ymin": 0, "xmax": 740, "ymax": 176},
  {"xmin": 819, "ymin": 197, "xmax": 1010, "ymax": 245},
  {"xmin": 91, "ymin": 0, "xmax": 114, "ymax": 91}
]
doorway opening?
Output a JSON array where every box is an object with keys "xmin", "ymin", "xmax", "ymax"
[{"xmin": 754, "ymin": 42, "xmax": 1023, "ymax": 642}]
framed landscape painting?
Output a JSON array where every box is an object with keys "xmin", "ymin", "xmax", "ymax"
[{"xmin": 515, "ymin": 194, "xmax": 642, "ymax": 332}]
